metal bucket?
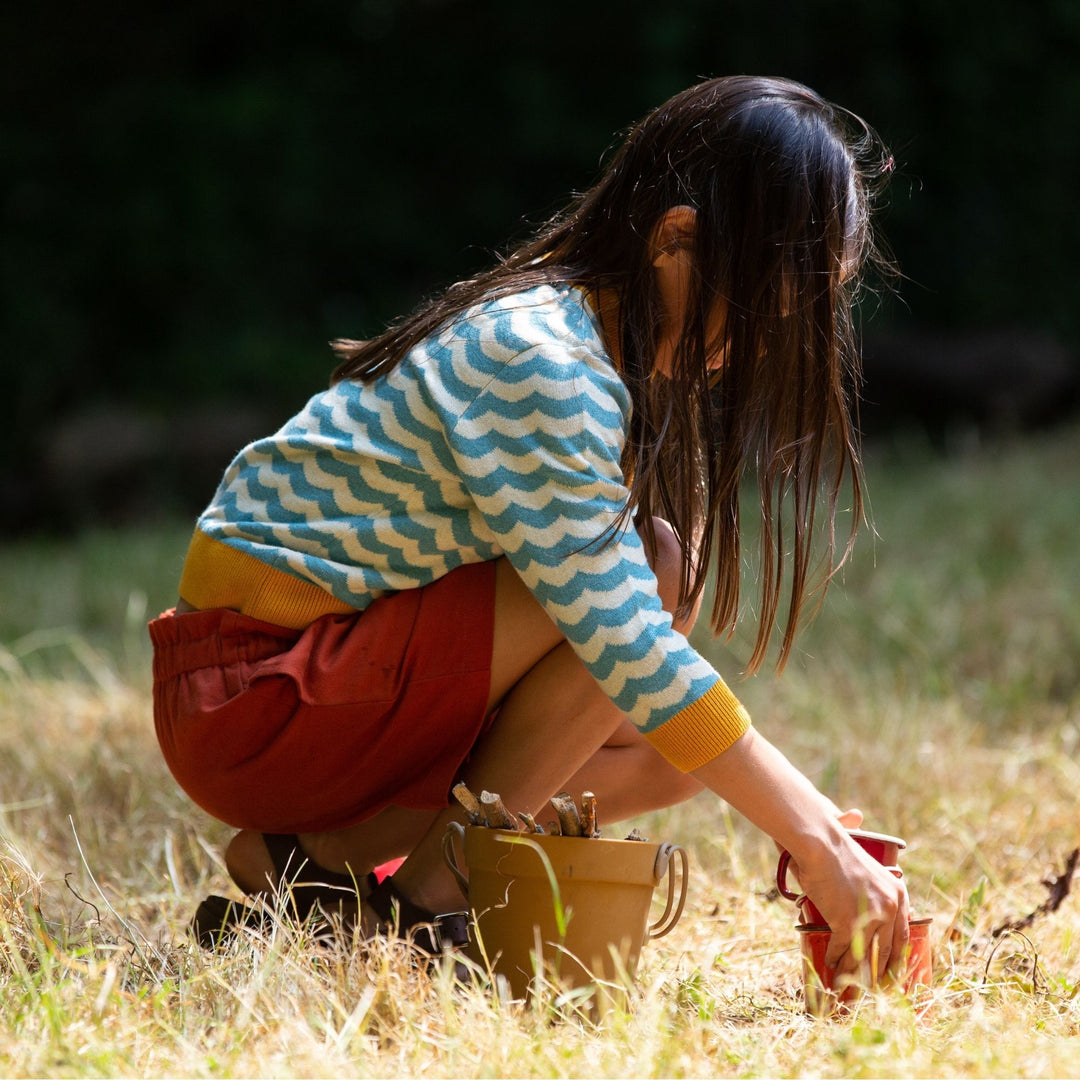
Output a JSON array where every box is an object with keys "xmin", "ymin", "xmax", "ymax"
[{"xmin": 443, "ymin": 823, "xmax": 687, "ymax": 1003}]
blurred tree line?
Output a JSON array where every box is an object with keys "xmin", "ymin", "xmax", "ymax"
[{"xmin": 3, "ymin": 0, "xmax": 1079, "ymax": 530}]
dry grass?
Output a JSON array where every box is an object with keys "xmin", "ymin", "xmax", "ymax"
[{"xmin": 1, "ymin": 424, "xmax": 1078, "ymax": 1077}]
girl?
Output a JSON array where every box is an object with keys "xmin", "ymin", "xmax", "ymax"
[{"xmin": 150, "ymin": 75, "xmax": 909, "ymax": 977}]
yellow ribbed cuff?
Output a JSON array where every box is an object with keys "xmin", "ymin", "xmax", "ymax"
[
  {"xmin": 643, "ymin": 679, "xmax": 752, "ymax": 772},
  {"xmin": 178, "ymin": 529, "xmax": 356, "ymax": 630}
]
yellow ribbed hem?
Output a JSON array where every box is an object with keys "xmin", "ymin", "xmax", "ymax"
[
  {"xmin": 643, "ymin": 679, "xmax": 752, "ymax": 772},
  {"xmin": 178, "ymin": 529, "xmax": 357, "ymax": 630}
]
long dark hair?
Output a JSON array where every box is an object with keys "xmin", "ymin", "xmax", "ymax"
[{"xmin": 332, "ymin": 75, "xmax": 895, "ymax": 672}]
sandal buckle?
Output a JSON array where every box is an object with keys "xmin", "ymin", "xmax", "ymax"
[{"xmin": 433, "ymin": 910, "xmax": 471, "ymax": 950}]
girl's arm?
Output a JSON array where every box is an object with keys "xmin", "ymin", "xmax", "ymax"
[{"xmin": 692, "ymin": 726, "xmax": 910, "ymax": 975}]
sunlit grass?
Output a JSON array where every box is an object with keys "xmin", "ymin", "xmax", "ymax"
[{"xmin": 1, "ymin": 424, "xmax": 1078, "ymax": 1076}]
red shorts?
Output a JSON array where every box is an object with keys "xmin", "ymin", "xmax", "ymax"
[{"xmin": 148, "ymin": 560, "xmax": 497, "ymax": 834}]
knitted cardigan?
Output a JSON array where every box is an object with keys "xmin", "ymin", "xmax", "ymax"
[{"xmin": 181, "ymin": 284, "xmax": 750, "ymax": 770}]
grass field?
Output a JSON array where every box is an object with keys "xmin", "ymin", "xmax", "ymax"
[{"xmin": 1, "ymin": 423, "xmax": 1078, "ymax": 1077}]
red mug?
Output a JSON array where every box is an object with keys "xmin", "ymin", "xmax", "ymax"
[
  {"xmin": 777, "ymin": 829, "xmax": 907, "ymax": 926},
  {"xmin": 799, "ymin": 917, "xmax": 933, "ymax": 1016},
  {"xmin": 843, "ymin": 829, "xmax": 906, "ymax": 865}
]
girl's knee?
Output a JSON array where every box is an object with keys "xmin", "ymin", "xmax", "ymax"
[{"xmin": 225, "ymin": 830, "xmax": 275, "ymax": 895}]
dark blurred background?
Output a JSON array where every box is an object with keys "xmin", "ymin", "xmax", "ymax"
[{"xmin": 4, "ymin": 0, "xmax": 1079, "ymax": 534}]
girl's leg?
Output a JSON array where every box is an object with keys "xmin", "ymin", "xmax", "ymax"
[
  {"xmin": 226, "ymin": 559, "xmax": 610, "ymax": 899},
  {"xmin": 549, "ymin": 718, "xmax": 705, "ymax": 825},
  {"xmin": 360, "ymin": 518, "xmax": 704, "ymax": 918},
  {"xmin": 227, "ymin": 518, "xmax": 703, "ymax": 912},
  {"xmin": 225, "ymin": 726, "xmax": 702, "ymax": 895},
  {"xmin": 543, "ymin": 520, "xmax": 706, "ymax": 823},
  {"xmin": 224, "ymin": 552, "xmax": 568, "ymax": 896}
]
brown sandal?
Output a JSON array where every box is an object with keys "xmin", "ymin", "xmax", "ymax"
[
  {"xmin": 364, "ymin": 875, "xmax": 470, "ymax": 956},
  {"xmin": 261, "ymin": 833, "xmax": 374, "ymax": 921},
  {"xmin": 190, "ymin": 833, "xmax": 377, "ymax": 949}
]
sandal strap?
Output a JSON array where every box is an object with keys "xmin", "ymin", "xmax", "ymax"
[
  {"xmin": 262, "ymin": 833, "xmax": 376, "ymax": 920},
  {"xmin": 191, "ymin": 894, "xmax": 269, "ymax": 949},
  {"xmin": 365, "ymin": 874, "xmax": 433, "ymax": 927},
  {"xmin": 365, "ymin": 876, "xmax": 470, "ymax": 953}
]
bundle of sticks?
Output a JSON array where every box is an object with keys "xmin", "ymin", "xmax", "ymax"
[{"xmin": 451, "ymin": 783, "xmax": 647, "ymax": 841}]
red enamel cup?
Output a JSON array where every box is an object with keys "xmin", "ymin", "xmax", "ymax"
[
  {"xmin": 845, "ymin": 829, "xmax": 907, "ymax": 865},
  {"xmin": 799, "ymin": 917, "xmax": 933, "ymax": 1016}
]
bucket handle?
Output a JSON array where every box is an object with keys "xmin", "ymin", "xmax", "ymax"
[
  {"xmin": 441, "ymin": 824, "xmax": 572, "ymax": 911},
  {"xmin": 442, "ymin": 821, "xmax": 470, "ymax": 900},
  {"xmin": 647, "ymin": 842, "xmax": 688, "ymax": 940}
]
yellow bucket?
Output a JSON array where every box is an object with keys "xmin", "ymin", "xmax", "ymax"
[{"xmin": 442, "ymin": 823, "xmax": 687, "ymax": 1002}]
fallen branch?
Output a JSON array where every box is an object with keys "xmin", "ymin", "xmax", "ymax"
[{"xmin": 991, "ymin": 847, "xmax": 1079, "ymax": 937}]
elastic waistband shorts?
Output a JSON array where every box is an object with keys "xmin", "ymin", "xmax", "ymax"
[{"xmin": 148, "ymin": 559, "xmax": 497, "ymax": 834}]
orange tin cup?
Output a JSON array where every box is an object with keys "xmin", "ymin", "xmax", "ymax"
[{"xmin": 798, "ymin": 917, "xmax": 933, "ymax": 1017}]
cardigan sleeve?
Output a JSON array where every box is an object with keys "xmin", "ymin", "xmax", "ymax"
[{"xmin": 441, "ymin": 306, "xmax": 750, "ymax": 769}]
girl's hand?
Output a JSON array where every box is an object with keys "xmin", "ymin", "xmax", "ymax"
[
  {"xmin": 694, "ymin": 729, "xmax": 909, "ymax": 980},
  {"xmin": 773, "ymin": 805, "xmax": 862, "ymax": 858},
  {"xmin": 794, "ymin": 834, "xmax": 910, "ymax": 977}
]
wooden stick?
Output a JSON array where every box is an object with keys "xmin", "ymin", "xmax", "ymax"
[
  {"xmin": 517, "ymin": 811, "xmax": 545, "ymax": 834},
  {"xmin": 546, "ymin": 821, "xmax": 561, "ymax": 836},
  {"xmin": 581, "ymin": 791, "xmax": 599, "ymax": 838},
  {"xmin": 480, "ymin": 790, "xmax": 519, "ymax": 830},
  {"xmin": 550, "ymin": 791, "xmax": 583, "ymax": 837},
  {"xmin": 451, "ymin": 782, "xmax": 483, "ymax": 825}
]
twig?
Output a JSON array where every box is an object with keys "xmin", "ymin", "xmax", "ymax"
[
  {"xmin": 550, "ymin": 792, "xmax": 583, "ymax": 837},
  {"xmin": 517, "ymin": 812, "xmax": 545, "ymax": 834},
  {"xmin": 479, "ymin": 791, "xmax": 518, "ymax": 830},
  {"xmin": 451, "ymin": 782, "xmax": 483, "ymax": 824},
  {"xmin": 63, "ymin": 874, "xmax": 102, "ymax": 923},
  {"xmin": 69, "ymin": 816, "xmax": 163, "ymax": 969},
  {"xmin": 581, "ymin": 791, "xmax": 599, "ymax": 838}
]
